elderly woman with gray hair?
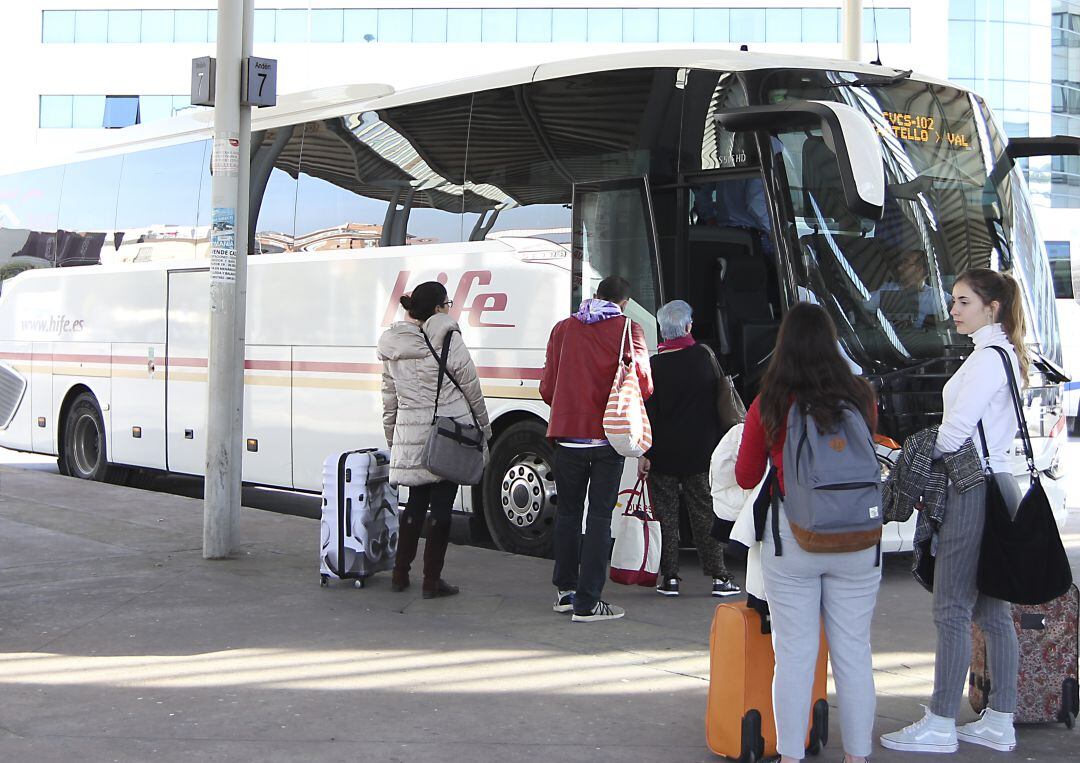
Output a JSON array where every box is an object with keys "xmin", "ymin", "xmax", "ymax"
[{"xmin": 640, "ymin": 300, "xmax": 740, "ymax": 597}]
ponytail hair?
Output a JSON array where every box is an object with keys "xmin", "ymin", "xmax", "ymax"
[{"xmin": 955, "ymin": 268, "xmax": 1030, "ymax": 385}]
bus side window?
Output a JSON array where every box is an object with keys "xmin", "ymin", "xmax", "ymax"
[
  {"xmin": 56, "ymin": 156, "xmax": 123, "ymax": 266},
  {"xmin": 462, "ymin": 86, "xmax": 572, "ymax": 245},
  {"xmin": 114, "ymin": 142, "xmax": 204, "ymax": 264},
  {"xmin": 253, "ymin": 126, "xmax": 303, "ymax": 254},
  {"xmin": 0, "ymin": 165, "xmax": 63, "ymax": 276}
]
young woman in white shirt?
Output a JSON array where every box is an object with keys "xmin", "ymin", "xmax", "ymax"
[{"xmin": 881, "ymin": 268, "xmax": 1029, "ymax": 754}]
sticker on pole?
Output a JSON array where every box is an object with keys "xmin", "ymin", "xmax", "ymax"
[
  {"xmin": 212, "ymin": 135, "xmax": 240, "ymax": 177},
  {"xmin": 210, "ymin": 207, "xmax": 237, "ymax": 284}
]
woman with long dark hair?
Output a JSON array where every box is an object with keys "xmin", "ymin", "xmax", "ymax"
[
  {"xmin": 735, "ymin": 302, "xmax": 880, "ymax": 763},
  {"xmin": 881, "ymin": 268, "xmax": 1028, "ymax": 754},
  {"xmin": 377, "ymin": 281, "xmax": 491, "ymax": 599}
]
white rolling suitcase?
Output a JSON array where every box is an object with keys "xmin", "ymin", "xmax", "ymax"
[{"xmin": 320, "ymin": 448, "xmax": 399, "ymax": 588}]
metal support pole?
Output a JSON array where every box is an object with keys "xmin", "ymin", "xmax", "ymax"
[
  {"xmin": 842, "ymin": 0, "xmax": 863, "ymax": 62},
  {"xmin": 204, "ymin": 0, "xmax": 252, "ymax": 558}
]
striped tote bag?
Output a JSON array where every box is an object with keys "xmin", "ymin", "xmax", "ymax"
[{"xmin": 603, "ymin": 318, "xmax": 653, "ymax": 458}]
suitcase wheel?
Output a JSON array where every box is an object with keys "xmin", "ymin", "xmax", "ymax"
[
  {"xmin": 320, "ymin": 574, "xmax": 329, "ymax": 588},
  {"xmin": 354, "ymin": 578, "xmax": 365, "ymax": 589},
  {"xmin": 1060, "ymin": 678, "xmax": 1079, "ymax": 729},
  {"xmin": 740, "ymin": 710, "xmax": 763, "ymax": 763}
]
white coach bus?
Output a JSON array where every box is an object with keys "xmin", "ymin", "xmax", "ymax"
[{"xmin": 0, "ymin": 49, "xmax": 1071, "ymax": 556}]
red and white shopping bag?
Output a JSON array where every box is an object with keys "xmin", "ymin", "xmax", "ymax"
[
  {"xmin": 603, "ymin": 318, "xmax": 652, "ymax": 458},
  {"xmin": 609, "ymin": 478, "xmax": 661, "ymax": 586}
]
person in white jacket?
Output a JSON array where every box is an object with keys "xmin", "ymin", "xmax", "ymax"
[
  {"xmin": 881, "ymin": 268, "xmax": 1028, "ymax": 755},
  {"xmin": 709, "ymin": 423, "xmax": 765, "ymax": 600}
]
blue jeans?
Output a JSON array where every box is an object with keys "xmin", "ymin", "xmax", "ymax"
[{"xmin": 550, "ymin": 444, "xmax": 624, "ymax": 614}]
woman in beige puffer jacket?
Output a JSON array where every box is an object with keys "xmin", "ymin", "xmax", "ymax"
[{"xmin": 377, "ymin": 280, "xmax": 491, "ymax": 599}]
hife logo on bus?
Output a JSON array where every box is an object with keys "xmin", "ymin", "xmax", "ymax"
[{"xmin": 382, "ymin": 270, "xmax": 515, "ymax": 328}]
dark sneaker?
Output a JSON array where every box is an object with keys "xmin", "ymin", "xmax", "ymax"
[
  {"xmin": 572, "ymin": 600, "xmax": 626, "ymax": 623},
  {"xmin": 712, "ymin": 577, "xmax": 741, "ymax": 597},
  {"xmin": 656, "ymin": 577, "xmax": 680, "ymax": 596},
  {"xmin": 553, "ymin": 590, "xmax": 575, "ymax": 613}
]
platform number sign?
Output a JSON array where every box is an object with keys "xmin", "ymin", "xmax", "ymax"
[{"xmin": 243, "ymin": 57, "xmax": 277, "ymax": 108}]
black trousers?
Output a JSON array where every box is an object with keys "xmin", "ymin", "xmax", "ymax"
[{"xmin": 402, "ymin": 481, "xmax": 458, "ymax": 525}]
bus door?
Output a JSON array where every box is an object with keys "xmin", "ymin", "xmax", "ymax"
[
  {"xmin": 571, "ymin": 177, "xmax": 663, "ymax": 350},
  {"xmin": 680, "ymin": 169, "xmax": 783, "ymax": 400}
]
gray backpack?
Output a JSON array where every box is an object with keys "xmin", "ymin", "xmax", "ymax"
[{"xmin": 777, "ymin": 402, "xmax": 883, "ymax": 554}]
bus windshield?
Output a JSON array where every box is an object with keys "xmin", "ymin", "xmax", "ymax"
[{"xmin": 748, "ymin": 72, "xmax": 1061, "ymax": 374}]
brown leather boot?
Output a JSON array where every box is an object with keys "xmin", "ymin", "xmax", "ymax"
[
  {"xmin": 392, "ymin": 512, "xmax": 423, "ymax": 592},
  {"xmin": 421, "ymin": 517, "xmax": 459, "ymax": 599}
]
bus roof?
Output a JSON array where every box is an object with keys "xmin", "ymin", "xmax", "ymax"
[{"xmin": 10, "ymin": 47, "xmax": 957, "ymax": 173}]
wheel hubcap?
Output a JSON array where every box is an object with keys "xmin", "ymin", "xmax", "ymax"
[
  {"xmin": 500, "ymin": 453, "xmax": 556, "ymax": 531},
  {"xmin": 72, "ymin": 413, "xmax": 101, "ymax": 476}
]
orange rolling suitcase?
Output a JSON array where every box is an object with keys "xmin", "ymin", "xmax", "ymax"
[{"xmin": 706, "ymin": 601, "xmax": 828, "ymax": 762}]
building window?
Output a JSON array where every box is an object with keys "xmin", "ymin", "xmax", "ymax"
[
  {"xmin": 517, "ymin": 8, "xmax": 552, "ymax": 43},
  {"xmin": 39, "ymin": 95, "xmax": 73, "ymax": 128},
  {"xmin": 311, "ymin": 9, "xmax": 344, "ymax": 43},
  {"xmin": 659, "ymin": 8, "xmax": 694, "ymax": 43},
  {"xmin": 107, "ymin": 10, "xmax": 141, "ymax": 43},
  {"xmin": 42, "ymin": 10, "xmax": 76, "ymax": 43},
  {"xmin": 141, "ymin": 10, "xmax": 174, "ymax": 43},
  {"xmin": 863, "ymin": 8, "xmax": 911, "ymax": 44},
  {"xmin": 103, "ymin": 95, "xmax": 141, "ymax": 128},
  {"xmin": 74, "ymin": 10, "xmax": 108, "ymax": 43},
  {"xmin": 694, "ymin": 9, "xmax": 729, "ymax": 43},
  {"xmin": 623, "ymin": 8, "xmax": 658, "ymax": 43},
  {"xmin": 802, "ymin": 8, "xmax": 839, "ymax": 43},
  {"xmin": 276, "ymin": 9, "xmax": 308, "ymax": 43},
  {"xmin": 173, "ymin": 9, "xmax": 209, "ymax": 43},
  {"xmin": 447, "ymin": 8, "xmax": 481, "ymax": 42},
  {"xmin": 482, "ymin": 8, "xmax": 515, "ymax": 42},
  {"xmin": 730, "ymin": 9, "xmax": 766, "ymax": 43},
  {"xmin": 587, "ymin": 8, "xmax": 622, "ymax": 42},
  {"xmin": 552, "ymin": 9, "xmax": 588, "ymax": 42},
  {"xmin": 379, "ymin": 9, "xmax": 413, "ymax": 42},
  {"xmin": 413, "ymin": 9, "xmax": 448, "ymax": 42}
]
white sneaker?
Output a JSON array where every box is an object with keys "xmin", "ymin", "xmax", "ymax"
[
  {"xmin": 880, "ymin": 706, "xmax": 958, "ymax": 753},
  {"xmin": 571, "ymin": 600, "xmax": 625, "ymax": 623},
  {"xmin": 552, "ymin": 590, "xmax": 575, "ymax": 614},
  {"xmin": 956, "ymin": 708, "xmax": 1016, "ymax": 752}
]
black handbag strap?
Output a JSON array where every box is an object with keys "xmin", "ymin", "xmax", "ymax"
[
  {"xmin": 422, "ymin": 328, "xmax": 482, "ymax": 432},
  {"xmin": 975, "ymin": 345, "xmax": 1036, "ymax": 479}
]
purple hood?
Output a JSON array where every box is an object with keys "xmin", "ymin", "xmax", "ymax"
[{"xmin": 573, "ymin": 299, "xmax": 623, "ymax": 324}]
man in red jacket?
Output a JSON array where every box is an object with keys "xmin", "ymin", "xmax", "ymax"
[{"xmin": 540, "ymin": 275, "xmax": 653, "ymax": 622}]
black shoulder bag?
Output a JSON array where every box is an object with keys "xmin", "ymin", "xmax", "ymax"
[
  {"xmin": 420, "ymin": 330, "xmax": 486, "ymax": 486},
  {"xmin": 975, "ymin": 345, "xmax": 1072, "ymax": 605}
]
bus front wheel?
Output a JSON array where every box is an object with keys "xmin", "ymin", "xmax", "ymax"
[
  {"xmin": 61, "ymin": 392, "xmax": 127, "ymax": 484},
  {"xmin": 481, "ymin": 420, "xmax": 557, "ymax": 558}
]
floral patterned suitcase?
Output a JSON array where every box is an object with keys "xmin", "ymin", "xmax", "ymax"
[{"xmin": 969, "ymin": 584, "xmax": 1080, "ymax": 727}]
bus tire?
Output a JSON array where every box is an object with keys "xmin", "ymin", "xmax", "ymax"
[
  {"xmin": 482, "ymin": 420, "xmax": 557, "ymax": 558},
  {"xmin": 61, "ymin": 392, "xmax": 127, "ymax": 484}
]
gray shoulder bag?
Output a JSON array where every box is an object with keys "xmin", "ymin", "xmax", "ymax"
[{"xmin": 420, "ymin": 330, "xmax": 486, "ymax": 486}]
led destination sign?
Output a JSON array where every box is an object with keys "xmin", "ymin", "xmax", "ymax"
[{"xmin": 879, "ymin": 111, "xmax": 971, "ymax": 148}]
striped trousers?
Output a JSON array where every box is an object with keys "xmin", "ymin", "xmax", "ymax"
[{"xmin": 930, "ymin": 476, "xmax": 1020, "ymax": 717}]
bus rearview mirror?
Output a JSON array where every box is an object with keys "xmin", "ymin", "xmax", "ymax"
[{"xmin": 715, "ymin": 100, "xmax": 885, "ymax": 220}]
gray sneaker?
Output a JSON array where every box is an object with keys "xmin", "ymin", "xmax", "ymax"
[{"xmin": 571, "ymin": 600, "xmax": 626, "ymax": 623}]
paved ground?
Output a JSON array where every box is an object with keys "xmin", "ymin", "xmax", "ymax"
[{"xmin": 0, "ymin": 445, "xmax": 1077, "ymax": 762}]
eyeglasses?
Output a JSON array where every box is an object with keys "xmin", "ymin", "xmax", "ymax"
[{"xmin": 441, "ymin": 300, "xmax": 454, "ymax": 308}]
